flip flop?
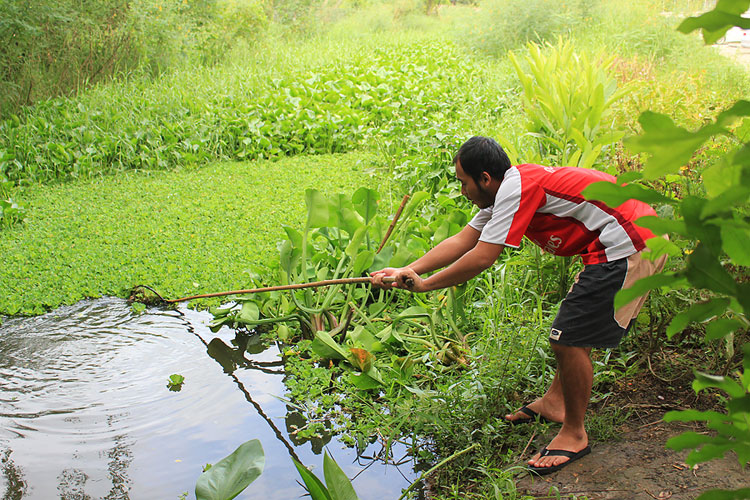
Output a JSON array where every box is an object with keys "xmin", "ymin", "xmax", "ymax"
[
  {"xmin": 527, "ymin": 445, "xmax": 591, "ymax": 476},
  {"xmin": 506, "ymin": 405, "xmax": 552, "ymax": 425}
]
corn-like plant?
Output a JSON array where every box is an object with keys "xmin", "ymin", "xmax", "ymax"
[{"xmin": 508, "ymin": 38, "xmax": 631, "ymax": 172}]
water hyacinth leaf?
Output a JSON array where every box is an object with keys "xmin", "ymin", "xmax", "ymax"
[
  {"xmin": 396, "ymin": 306, "xmax": 430, "ymax": 319},
  {"xmin": 352, "ymin": 251, "xmax": 374, "ymax": 276},
  {"xmin": 582, "ymin": 181, "xmax": 674, "ymax": 207},
  {"xmin": 312, "ymin": 331, "xmax": 349, "ymax": 360},
  {"xmin": 624, "ymin": 111, "xmax": 720, "ymax": 180},
  {"xmin": 283, "ymin": 226, "xmax": 303, "ymax": 249},
  {"xmin": 399, "ymin": 191, "xmax": 429, "ymax": 222},
  {"xmin": 345, "ymin": 226, "xmax": 367, "ymax": 258},
  {"xmin": 323, "ymin": 452, "xmax": 360, "ymax": 500},
  {"xmin": 368, "ymin": 301, "xmax": 386, "ymax": 317},
  {"xmin": 666, "ymin": 297, "xmax": 730, "ymax": 339},
  {"xmin": 614, "ymin": 272, "xmax": 686, "ymax": 309},
  {"xmin": 238, "ymin": 301, "xmax": 260, "ymax": 323},
  {"xmin": 292, "ymin": 459, "xmax": 332, "ymax": 500},
  {"xmin": 705, "ymin": 318, "xmax": 744, "ymax": 341},
  {"xmin": 306, "ymin": 189, "xmax": 331, "ymax": 228},
  {"xmin": 352, "ymin": 187, "xmax": 378, "ymax": 224},
  {"xmin": 195, "ymin": 439, "xmax": 265, "ymax": 500},
  {"xmin": 685, "ymin": 244, "xmax": 738, "ymax": 296},
  {"xmin": 348, "ymin": 347, "xmax": 374, "ymax": 372},
  {"xmin": 349, "ymin": 372, "xmax": 381, "ymax": 390}
]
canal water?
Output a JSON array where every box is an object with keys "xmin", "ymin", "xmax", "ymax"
[{"xmin": 0, "ymin": 298, "xmax": 417, "ymax": 499}]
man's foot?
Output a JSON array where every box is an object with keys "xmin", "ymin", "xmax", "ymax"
[
  {"xmin": 504, "ymin": 401, "xmax": 563, "ymax": 425},
  {"xmin": 527, "ymin": 431, "xmax": 588, "ymax": 470},
  {"xmin": 527, "ymin": 446, "xmax": 591, "ymax": 475}
]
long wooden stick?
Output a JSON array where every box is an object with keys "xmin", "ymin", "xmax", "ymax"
[
  {"xmin": 164, "ymin": 276, "xmax": 403, "ymax": 303},
  {"xmin": 376, "ymin": 194, "xmax": 410, "ymax": 254}
]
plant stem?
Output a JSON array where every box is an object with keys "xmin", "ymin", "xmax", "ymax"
[{"xmin": 396, "ymin": 443, "xmax": 480, "ymax": 500}]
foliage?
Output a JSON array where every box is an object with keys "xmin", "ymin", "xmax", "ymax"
[
  {"xmin": 0, "ymin": 41, "xmax": 477, "ymax": 187},
  {"xmin": 0, "ymin": 152, "xmax": 377, "ymax": 315},
  {"xmin": 209, "ymin": 187, "xmax": 474, "ymax": 390},
  {"xmin": 293, "ymin": 451, "xmax": 360, "ymax": 500},
  {"xmin": 582, "ymin": 2, "xmax": 750, "ymax": 496},
  {"xmin": 507, "ymin": 38, "xmax": 630, "ymax": 171},
  {"xmin": 167, "ymin": 373, "xmax": 185, "ymax": 391},
  {"xmin": 195, "ymin": 439, "xmax": 265, "ymax": 500}
]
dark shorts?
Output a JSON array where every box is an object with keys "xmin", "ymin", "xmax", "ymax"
[{"xmin": 549, "ymin": 252, "xmax": 667, "ymax": 348}]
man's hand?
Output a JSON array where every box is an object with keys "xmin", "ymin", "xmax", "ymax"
[{"xmin": 370, "ymin": 267, "xmax": 424, "ymax": 292}]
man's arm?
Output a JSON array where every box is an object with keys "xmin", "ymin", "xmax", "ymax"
[
  {"xmin": 407, "ymin": 224, "xmax": 482, "ymax": 274},
  {"xmin": 401, "ymin": 240, "xmax": 504, "ymax": 292}
]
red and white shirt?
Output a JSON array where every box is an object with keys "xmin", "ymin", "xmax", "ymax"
[{"xmin": 468, "ymin": 164, "xmax": 657, "ymax": 265}]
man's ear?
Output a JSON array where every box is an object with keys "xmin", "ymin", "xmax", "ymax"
[{"xmin": 480, "ymin": 171, "xmax": 492, "ymax": 187}]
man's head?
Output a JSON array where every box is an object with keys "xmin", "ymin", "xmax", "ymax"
[
  {"xmin": 453, "ymin": 136, "xmax": 511, "ymax": 183},
  {"xmin": 453, "ymin": 136, "xmax": 510, "ymax": 209}
]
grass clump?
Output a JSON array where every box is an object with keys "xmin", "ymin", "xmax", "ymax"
[{"xmin": 0, "ymin": 152, "xmax": 382, "ymax": 315}]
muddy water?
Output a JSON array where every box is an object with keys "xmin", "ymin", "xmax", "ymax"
[{"xmin": 0, "ymin": 298, "xmax": 416, "ymax": 499}]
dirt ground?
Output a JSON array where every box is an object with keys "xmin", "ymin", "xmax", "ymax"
[
  {"xmin": 715, "ymin": 42, "xmax": 750, "ymax": 69},
  {"xmin": 515, "ymin": 360, "xmax": 749, "ymax": 500}
]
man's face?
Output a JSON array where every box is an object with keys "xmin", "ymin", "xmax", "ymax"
[{"xmin": 455, "ymin": 160, "xmax": 495, "ymax": 209}]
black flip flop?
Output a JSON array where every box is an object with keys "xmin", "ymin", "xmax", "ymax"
[
  {"xmin": 506, "ymin": 405, "xmax": 552, "ymax": 425},
  {"xmin": 527, "ymin": 445, "xmax": 591, "ymax": 475}
]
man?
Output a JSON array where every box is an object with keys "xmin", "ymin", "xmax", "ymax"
[{"xmin": 371, "ymin": 136, "xmax": 666, "ymax": 475}]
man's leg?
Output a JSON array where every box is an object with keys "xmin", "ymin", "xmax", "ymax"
[
  {"xmin": 527, "ymin": 344, "xmax": 592, "ymax": 469},
  {"xmin": 504, "ymin": 369, "xmax": 565, "ymax": 423}
]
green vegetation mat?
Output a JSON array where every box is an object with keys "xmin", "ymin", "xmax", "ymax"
[{"xmin": 0, "ymin": 152, "xmax": 382, "ymax": 315}]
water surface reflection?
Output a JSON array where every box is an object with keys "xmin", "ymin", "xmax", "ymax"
[{"xmin": 0, "ymin": 298, "xmax": 416, "ymax": 499}]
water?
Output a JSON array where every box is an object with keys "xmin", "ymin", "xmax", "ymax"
[{"xmin": 0, "ymin": 298, "xmax": 417, "ymax": 499}]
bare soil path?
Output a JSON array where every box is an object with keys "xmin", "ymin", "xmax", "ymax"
[{"xmin": 515, "ymin": 363, "xmax": 748, "ymax": 500}]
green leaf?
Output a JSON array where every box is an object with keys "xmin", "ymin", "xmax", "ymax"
[
  {"xmin": 665, "ymin": 298, "xmax": 730, "ymax": 339},
  {"xmin": 635, "ymin": 216, "xmax": 687, "ymax": 236},
  {"xmin": 306, "ymin": 189, "xmax": 331, "ymax": 229},
  {"xmin": 292, "ymin": 459, "xmax": 332, "ymax": 500},
  {"xmin": 345, "ymin": 226, "xmax": 368, "ymax": 258},
  {"xmin": 238, "ymin": 301, "xmax": 260, "ymax": 323},
  {"xmin": 679, "ymin": 9, "xmax": 750, "ymax": 44},
  {"xmin": 352, "ymin": 250, "xmax": 375, "ymax": 276},
  {"xmin": 352, "ymin": 187, "xmax": 378, "ymax": 224},
  {"xmin": 625, "ymin": 112, "xmax": 722, "ymax": 179},
  {"xmin": 687, "ymin": 442, "xmax": 734, "ymax": 465},
  {"xmin": 614, "ymin": 272, "xmax": 686, "ymax": 309},
  {"xmin": 705, "ymin": 318, "xmax": 744, "ymax": 341},
  {"xmin": 311, "ymin": 331, "xmax": 349, "ymax": 360},
  {"xmin": 693, "ymin": 371, "xmax": 745, "ymax": 398},
  {"xmin": 643, "ymin": 235, "xmax": 682, "ymax": 259},
  {"xmin": 349, "ymin": 372, "xmax": 382, "ymax": 390},
  {"xmin": 685, "ymin": 244, "xmax": 738, "ymax": 296},
  {"xmin": 195, "ymin": 439, "xmax": 265, "ymax": 500},
  {"xmin": 323, "ymin": 452, "xmax": 360, "ymax": 500},
  {"xmin": 721, "ymin": 224, "xmax": 750, "ymax": 267},
  {"xmin": 665, "ymin": 431, "xmax": 714, "ymax": 451},
  {"xmin": 664, "ymin": 409, "xmax": 728, "ymax": 423},
  {"xmin": 582, "ymin": 181, "xmax": 673, "ymax": 207},
  {"xmin": 701, "ymin": 185, "xmax": 750, "ymax": 219},
  {"xmin": 696, "ymin": 488, "xmax": 750, "ymax": 500},
  {"xmin": 727, "ymin": 395, "xmax": 750, "ymax": 414}
]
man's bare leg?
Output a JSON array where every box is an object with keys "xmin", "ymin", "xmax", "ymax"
[
  {"xmin": 528, "ymin": 344, "xmax": 592, "ymax": 469},
  {"xmin": 504, "ymin": 369, "xmax": 565, "ymax": 423}
]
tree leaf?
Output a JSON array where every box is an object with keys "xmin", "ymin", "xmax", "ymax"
[
  {"xmin": 195, "ymin": 439, "xmax": 265, "ymax": 500},
  {"xmin": 635, "ymin": 216, "xmax": 687, "ymax": 237},
  {"xmin": 614, "ymin": 272, "xmax": 686, "ymax": 309},
  {"xmin": 678, "ymin": 9, "xmax": 750, "ymax": 44},
  {"xmin": 693, "ymin": 371, "xmax": 746, "ymax": 398},
  {"xmin": 666, "ymin": 298, "xmax": 730, "ymax": 338},
  {"xmin": 624, "ymin": 112, "xmax": 722, "ymax": 179},
  {"xmin": 582, "ymin": 181, "xmax": 673, "ymax": 207},
  {"xmin": 705, "ymin": 318, "xmax": 744, "ymax": 341},
  {"xmin": 696, "ymin": 488, "xmax": 750, "ymax": 500},
  {"xmin": 323, "ymin": 452, "xmax": 360, "ymax": 500},
  {"xmin": 721, "ymin": 224, "xmax": 750, "ymax": 267},
  {"xmin": 665, "ymin": 431, "xmax": 714, "ymax": 451},
  {"xmin": 685, "ymin": 244, "xmax": 738, "ymax": 296}
]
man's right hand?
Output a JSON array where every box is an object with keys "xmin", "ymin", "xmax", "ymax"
[{"xmin": 370, "ymin": 267, "xmax": 414, "ymax": 289}]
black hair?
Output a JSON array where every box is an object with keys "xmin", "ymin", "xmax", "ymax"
[{"xmin": 453, "ymin": 136, "xmax": 511, "ymax": 182}]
